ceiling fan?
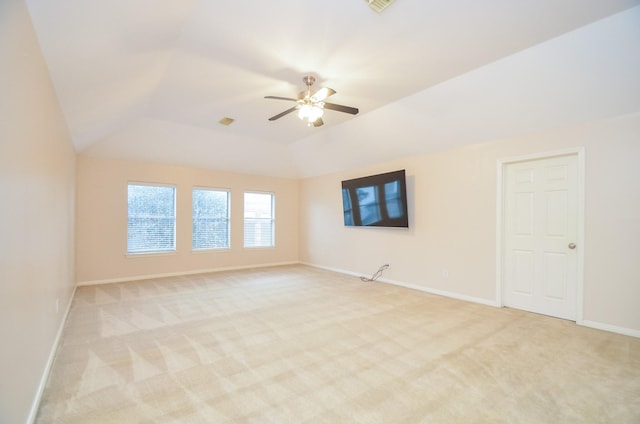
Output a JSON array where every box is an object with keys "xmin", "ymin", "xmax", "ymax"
[{"xmin": 265, "ymin": 76, "xmax": 359, "ymax": 127}]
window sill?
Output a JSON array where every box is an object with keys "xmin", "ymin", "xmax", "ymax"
[
  {"xmin": 192, "ymin": 248, "xmax": 231, "ymax": 254},
  {"xmin": 126, "ymin": 251, "xmax": 177, "ymax": 259}
]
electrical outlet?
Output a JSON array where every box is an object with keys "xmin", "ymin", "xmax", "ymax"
[{"xmin": 442, "ymin": 269, "xmax": 449, "ymax": 278}]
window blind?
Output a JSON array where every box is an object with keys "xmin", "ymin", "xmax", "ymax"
[
  {"xmin": 192, "ymin": 188, "xmax": 230, "ymax": 250},
  {"xmin": 243, "ymin": 192, "xmax": 274, "ymax": 248},
  {"xmin": 127, "ymin": 184, "xmax": 176, "ymax": 254}
]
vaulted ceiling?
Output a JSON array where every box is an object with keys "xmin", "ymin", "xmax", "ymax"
[{"xmin": 26, "ymin": 0, "xmax": 640, "ymax": 178}]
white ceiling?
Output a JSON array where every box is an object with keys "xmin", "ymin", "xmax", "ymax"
[{"xmin": 25, "ymin": 0, "xmax": 640, "ymax": 178}]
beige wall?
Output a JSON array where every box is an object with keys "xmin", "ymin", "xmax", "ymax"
[
  {"xmin": 76, "ymin": 156, "xmax": 299, "ymax": 284},
  {"xmin": 300, "ymin": 112, "xmax": 640, "ymax": 335},
  {"xmin": 0, "ymin": 1, "xmax": 76, "ymax": 423}
]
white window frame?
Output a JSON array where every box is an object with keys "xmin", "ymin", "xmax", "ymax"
[
  {"xmin": 127, "ymin": 182, "xmax": 177, "ymax": 255},
  {"xmin": 243, "ymin": 191, "xmax": 275, "ymax": 248},
  {"xmin": 192, "ymin": 186, "xmax": 231, "ymax": 251}
]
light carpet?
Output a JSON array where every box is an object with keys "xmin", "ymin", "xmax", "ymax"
[{"xmin": 36, "ymin": 265, "xmax": 640, "ymax": 423}]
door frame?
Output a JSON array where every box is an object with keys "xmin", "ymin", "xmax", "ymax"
[{"xmin": 496, "ymin": 147, "xmax": 585, "ymax": 323}]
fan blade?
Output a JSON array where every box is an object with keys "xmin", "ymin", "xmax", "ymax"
[
  {"xmin": 323, "ymin": 102, "xmax": 359, "ymax": 115},
  {"xmin": 268, "ymin": 106, "xmax": 299, "ymax": 121},
  {"xmin": 311, "ymin": 87, "xmax": 336, "ymax": 102},
  {"xmin": 313, "ymin": 118, "xmax": 324, "ymax": 127},
  {"xmin": 265, "ymin": 95, "xmax": 298, "ymax": 102}
]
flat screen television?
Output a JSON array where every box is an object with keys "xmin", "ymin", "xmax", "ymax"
[{"xmin": 341, "ymin": 169, "xmax": 409, "ymax": 228}]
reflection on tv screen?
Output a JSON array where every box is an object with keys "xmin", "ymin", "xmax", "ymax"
[
  {"xmin": 384, "ymin": 180, "xmax": 404, "ymax": 219},
  {"xmin": 356, "ymin": 186, "xmax": 381, "ymax": 225}
]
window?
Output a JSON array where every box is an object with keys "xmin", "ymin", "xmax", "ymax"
[
  {"xmin": 127, "ymin": 184, "xmax": 176, "ymax": 254},
  {"xmin": 244, "ymin": 192, "xmax": 274, "ymax": 248},
  {"xmin": 192, "ymin": 188, "xmax": 230, "ymax": 250}
]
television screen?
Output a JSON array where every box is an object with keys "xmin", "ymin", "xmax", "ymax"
[{"xmin": 341, "ymin": 169, "xmax": 409, "ymax": 228}]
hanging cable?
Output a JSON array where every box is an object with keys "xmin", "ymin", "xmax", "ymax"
[{"xmin": 360, "ymin": 264, "xmax": 390, "ymax": 282}]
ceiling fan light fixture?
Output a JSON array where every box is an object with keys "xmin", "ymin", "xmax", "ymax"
[{"xmin": 298, "ymin": 103, "xmax": 324, "ymax": 124}]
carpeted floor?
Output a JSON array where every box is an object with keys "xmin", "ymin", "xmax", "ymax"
[{"xmin": 36, "ymin": 265, "xmax": 640, "ymax": 423}]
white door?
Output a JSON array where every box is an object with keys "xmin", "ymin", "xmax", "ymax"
[{"xmin": 503, "ymin": 154, "xmax": 579, "ymax": 320}]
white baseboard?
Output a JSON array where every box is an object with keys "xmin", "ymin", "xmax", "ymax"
[
  {"xmin": 578, "ymin": 319, "xmax": 640, "ymax": 339},
  {"xmin": 27, "ymin": 285, "xmax": 77, "ymax": 424},
  {"xmin": 301, "ymin": 262, "xmax": 499, "ymax": 307},
  {"xmin": 378, "ymin": 276, "xmax": 500, "ymax": 307},
  {"xmin": 301, "ymin": 262, "xmax": 366, "ymax": 279},
  {"xmin": 78, "ymin": 261, "xmax": 301, "ymax": 286}
]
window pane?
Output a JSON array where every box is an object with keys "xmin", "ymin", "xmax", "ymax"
[
  {"xmin": 193, "ymin": 189, "xmax": 230, "ymax": 250},
  {"xmin": 128, "ymin": 184, "xmax": 176, "ymax": 253},
  {"xmin": 244, "ymin": 192, "xmax": 274, "ymax": 247}
]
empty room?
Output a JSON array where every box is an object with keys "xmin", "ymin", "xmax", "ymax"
[{"xmin": 2, "ymin": 0, "xmax": 640, "ymax": 423}]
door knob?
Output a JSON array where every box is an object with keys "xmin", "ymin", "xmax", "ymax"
[{"xmin": 568, "ymin": 243, "xmax": 576, "ymax": 249}]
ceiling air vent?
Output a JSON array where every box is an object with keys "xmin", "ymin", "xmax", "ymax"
[{"xmin": 365, "ymin": 0, "xmax": 395, "ymax": 13}]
